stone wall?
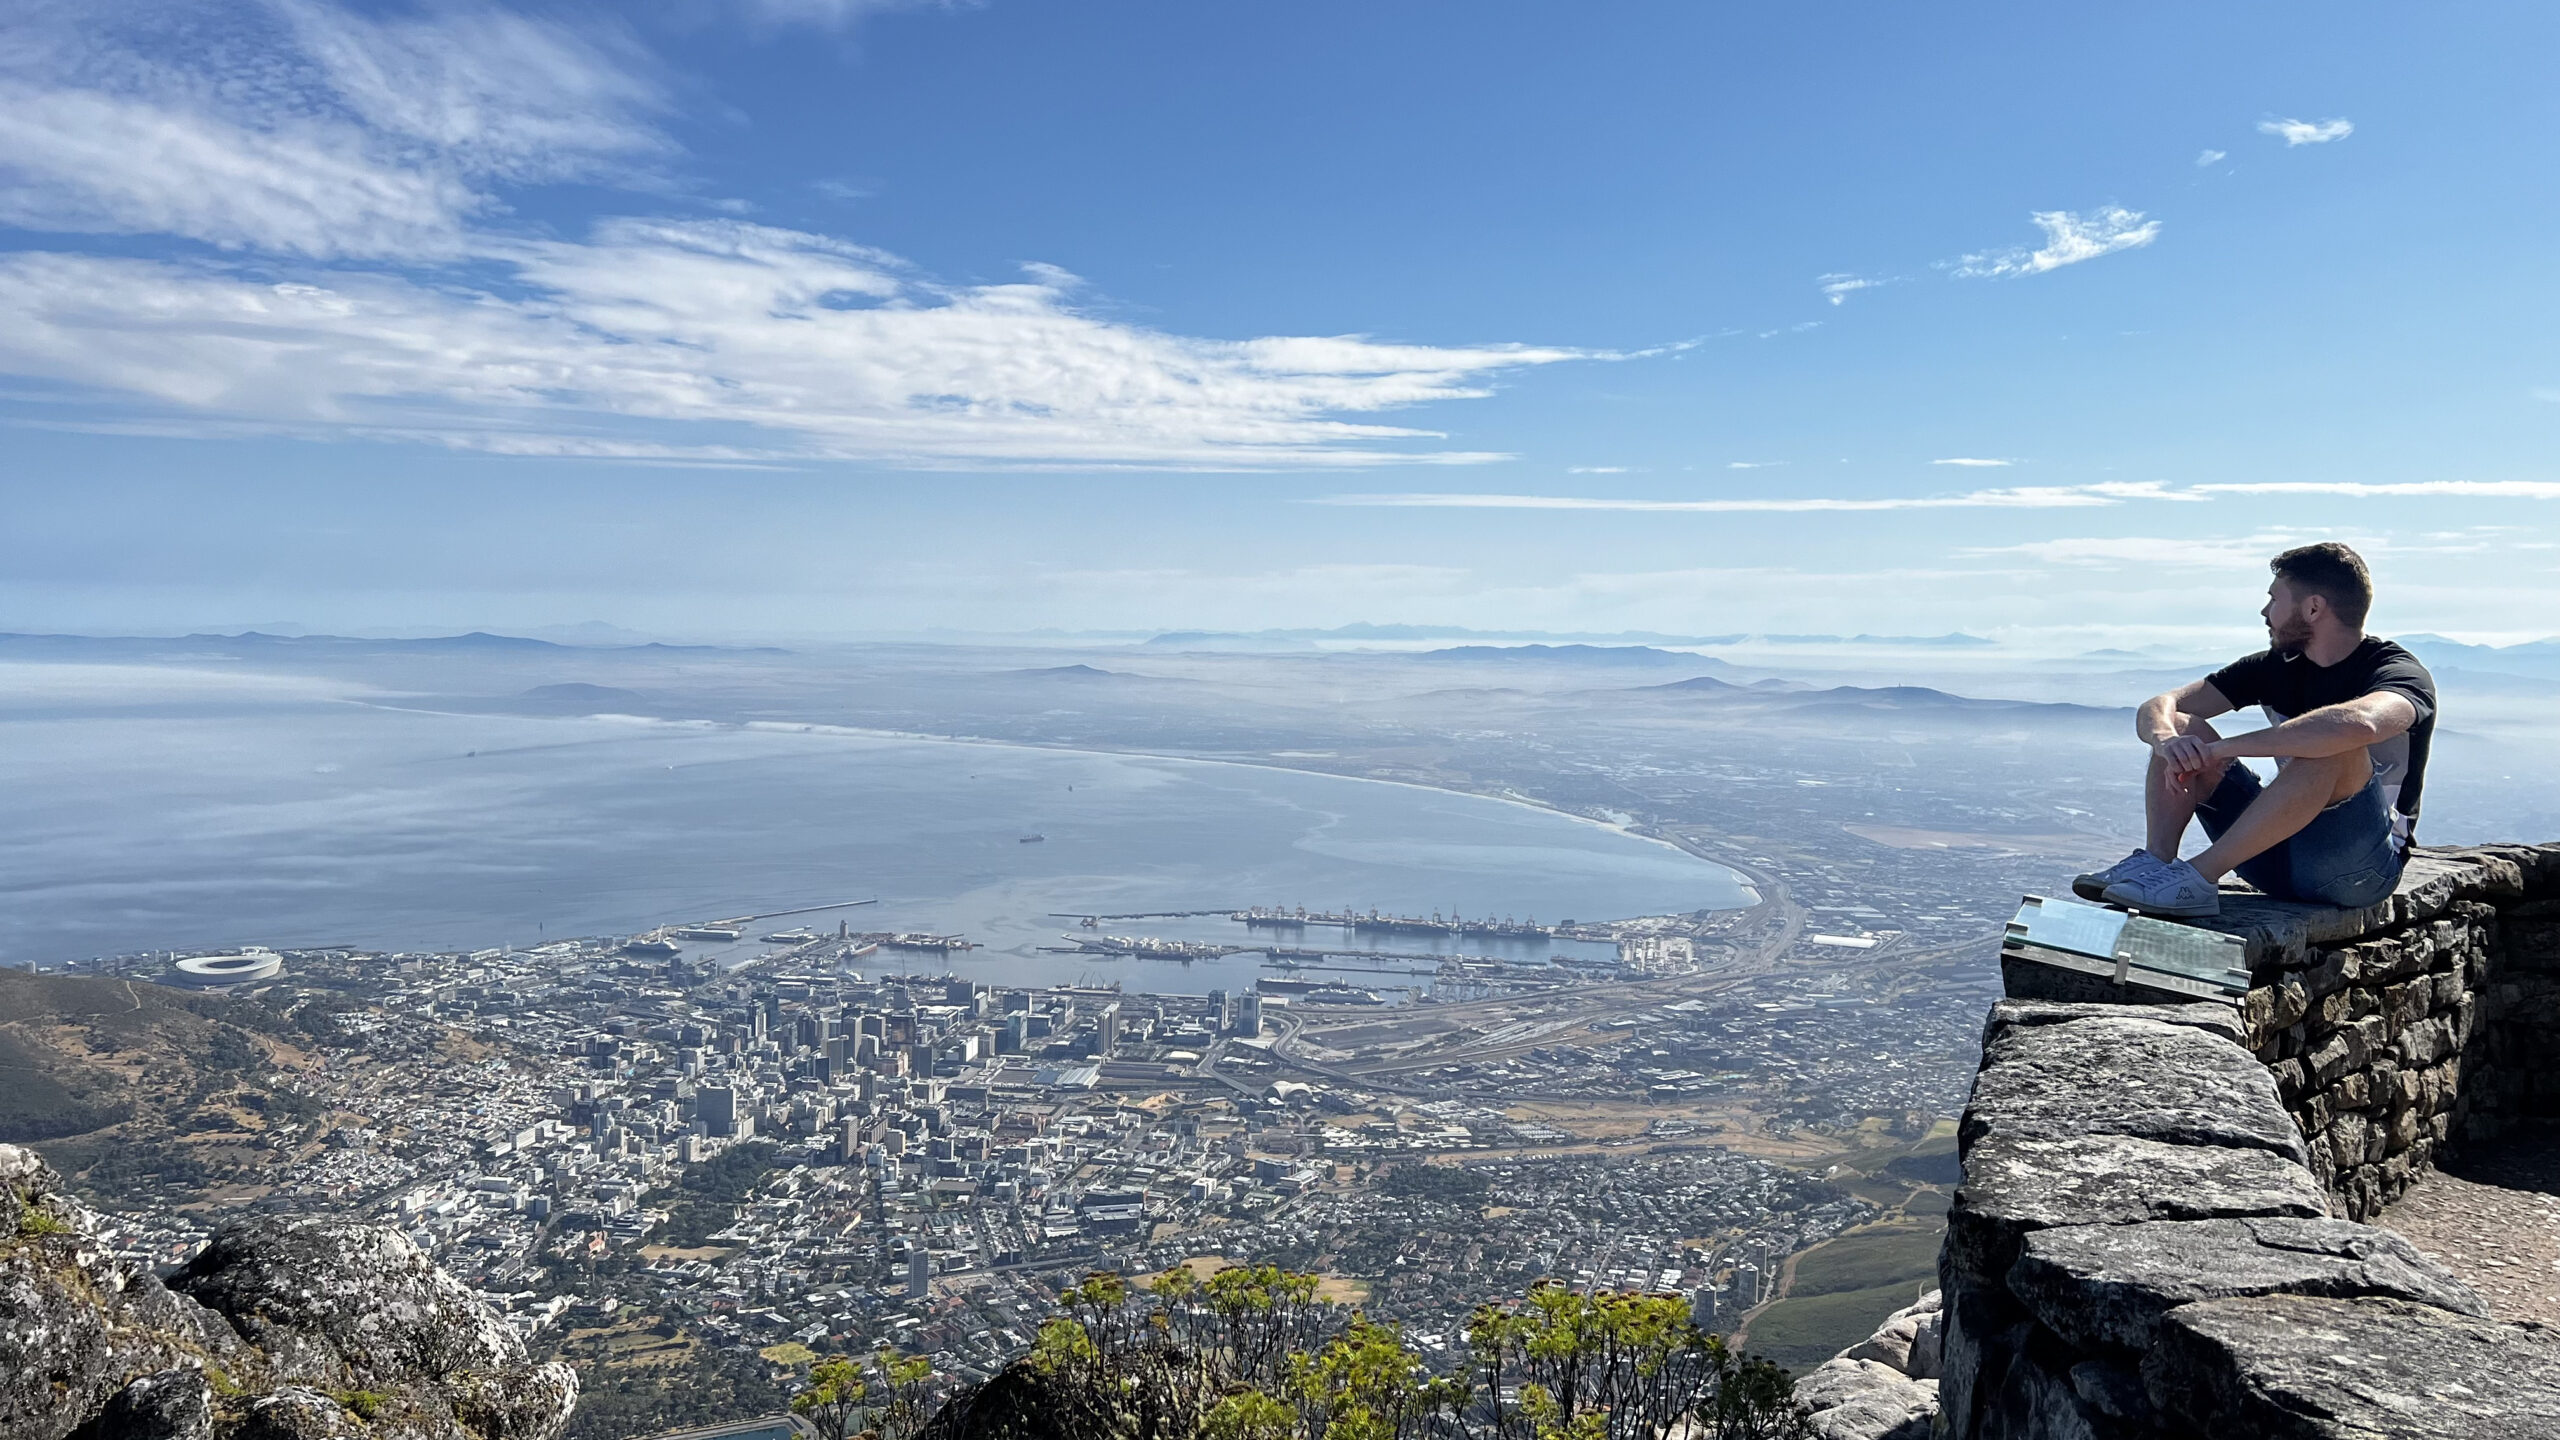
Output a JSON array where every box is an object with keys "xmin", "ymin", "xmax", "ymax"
[
  {"xmin": 1941, "ymin": 843, "xmax": 2560, "ymax": 1438},
  {"xmin": 2003, "ymin": 844, "xmax": 2560, "ymax": 1222}
]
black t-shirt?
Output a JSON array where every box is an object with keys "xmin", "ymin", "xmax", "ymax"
[{"xmin": 2205, "ymin": 636, "xmax": 2436, "ymax": 850}]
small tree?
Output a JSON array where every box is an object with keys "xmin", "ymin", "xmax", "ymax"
[
  {"xmin": 795, "ymin": 1347, "xmax": 939, "ymax": 1440},
  {"xmin": 1286, "ymin": 1316, "xmax": 1465, "ymax": 1440},
  {"xmin": 794, "ymin": 1356, "xmax": 867, "ymax": 1440}
]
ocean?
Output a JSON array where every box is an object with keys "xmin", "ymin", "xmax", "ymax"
[{"xmin": 0, "ymin": 688, "xmax": 1751, "ymax": 991}]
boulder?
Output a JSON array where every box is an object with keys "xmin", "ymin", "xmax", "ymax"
[
  {"xmin": 1791, "ymin": 1358, "xmax": 1934, "ymax": 1440},
  {"xmin": 0, "ymin": 1144, "xmax": 576, "ymax": 1440},
  {"xmin": 1841, "ymin": 1292, "xmax": 1944, "ymax": 1380},
  {"xmin": 2, "ymin": 1150, "xmax": 262, "ymax": 1440},
  {"xmin": 1960, "ymin": 1016, "xmax": 2308, "ymax": 1165},
  {"xmin": 2008, "ymin": 1217, "xmax": 2484, "ymax": 1355},
  {"xmin": 68, "ymin": 1369, "xmax": 217, "ymax": 1440},
  {"xmin": 2146, "ymin": 1294, "xmax": 2560, "ymax": 1439}
]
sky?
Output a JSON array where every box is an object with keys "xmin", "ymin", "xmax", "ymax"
[{"xmin": 2, "ymin": 0, "xmax": 2556, "ymax": 651}]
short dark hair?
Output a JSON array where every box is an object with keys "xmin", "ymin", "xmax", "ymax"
[{"xmin": 2271, "ymin": 542, "xmax": 2373, "ymax": 629}]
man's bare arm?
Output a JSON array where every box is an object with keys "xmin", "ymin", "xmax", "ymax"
[
  {"xmin": 2208, "ymin": 692, "xmax": 2417, "ymax": 762},
  {"xmin": 2137, "ymin": 679, "xmax": 2233, "ymax": 746}
]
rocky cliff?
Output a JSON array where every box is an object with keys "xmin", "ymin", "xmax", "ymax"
[{"xmin": 0, "ymin": 1142, "xmax": 577, "ymax": 1440}]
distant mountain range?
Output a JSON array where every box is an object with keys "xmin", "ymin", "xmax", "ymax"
[
  {"xmin": 1141, "ymin": 625, "xmax": 1992, "ymax": 649},
  {"xmin": 1637, "ymin": 673, "xmax": 2117, "ymax": 719},
  {"xmin": 0, "ymin": 630, "xmax": 777, "ymax": 657},
  {"xmin": 1411, "ymin": 644, "xmax": 1738, "ymax": 671},
  {"xmin": 2397, "ymin": 634, "xmax": 2560, "ymax": 682}
]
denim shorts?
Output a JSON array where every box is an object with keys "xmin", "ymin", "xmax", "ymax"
[{"xmin": 2194, "ymin": 762, "xmax": 2404, "ymax": 907}]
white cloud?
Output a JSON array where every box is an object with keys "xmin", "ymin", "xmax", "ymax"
[
  {"xmin": 0, "ymin": 1, "xmax": 1587, "ymax": 467},
  {"xmin": 1963, "ymin": 534, "xmax": 2307, "ymax": 569},
  {"xmin": 2193, "ymin": 480, "xmax": 2560, "ymax": 500},
  {"xmin": 1727, "ymin": 461, "xmax": 1785, "ymax": 469},
  {"xmin": 1568, "ymin": 466, "xmax": 1630, "ymax": 474},
  {"xmin": 724, "ymin": 0, "xmax": 950, "ymax": 31},
  {"xmin": 0, "ymin": 234, "xmax": 1585, "ymax": 467},
  {"xmin": 1818, "ymin": 273, "xmax": 1886, "ymax": 306},
  {"xmin": 2260, "ymin": 117, "xmax": 2353, "ymax": 147},
  {"xmin": 0, "ymin": 1, "xmax": 670, "ymax": 259},
  {"xmin": 2196, "ymin": 149, "xmax": 2227, "ymax": 167},
  {"xmin": 1334, "ymin": 478, "xmax": 2560, "ymax": 515},
  {"xmin": 1951, "ymin": 207, "xmax": 2161, "ymax": 279},
  {"xmin": 1310, "ymin": 482, "xmax": 2197, "ymax": 513},
  {"xmin": 1931, "ymin": 457, "xmax": 2013, "ymax": 467}
]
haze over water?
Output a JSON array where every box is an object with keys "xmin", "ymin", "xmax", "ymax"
[{"xmin": 0, "ymin": 697, "xmax": 1752, "ymax": 990}]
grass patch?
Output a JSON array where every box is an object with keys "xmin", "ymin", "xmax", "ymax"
[
  {"xmin": 758, "ymin": 1342, "xmax": 817, "ymax": 1367},
  {"xmin": 1788, "ymin": 1223, "xmax": 1943, "ymax": 1299},
  {"xmin": 18, "ymin": 1208, "xmax": 70, "ymax": 1238},
  {"xmin": 1743, "ymin": 1282, "xmax": 1929, "ymax": 1374}
]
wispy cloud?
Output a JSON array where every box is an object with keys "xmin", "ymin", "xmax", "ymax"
[
  {"xmin": 0, "ymin": 0, "xmax": 672, "ymax": 259},
  {"xmin": 1931, "ymin": 457, "xmax": 2013, "ymax": 468},
  {"xmin": 2260, "ymin": 117, "xmax": 2353, "ymax": 147},
  {"xmin": 1311, "ymin": 481, "xmax": 2198, "ymax": 513},
  {"xmin": 2196, "ymin": 149, "xmax": 2228, "ymax": 168},
  {"xmin": 1951, "ymin": 207, "xmax": 2161, "ymax": 279},
  {"xmin": 1326, "ymin": 478, "xmax": 2560, "ymax": 514},
  {"xmin": 2193, "ymin": 480, "xmax": 2560, "ymax": 500},
  {"xmin": 0, "ymin": 236, "xmax": 1589, "ymax": 468},
  {"xmin": 1568, "ymin": 466, "xmax": 1630, "ymax": 474},
  {"xmin": 725, "ymin": 0, "xmax": 956, "ymax": 32},
  {"xmin": 1963, "ymin": 533, "xmax": 2309, "ymax": 569},
  {"xmin": 1818, "ymin": 273, "xmax": 1887, "ymax": 306},
  {"xmin": 1727, "ymin": 461, "xmax": 1786, "ymax": 470},
  {"xmin": 0, "ymin": 0, "xmax": 1588, "ymax": 468}
]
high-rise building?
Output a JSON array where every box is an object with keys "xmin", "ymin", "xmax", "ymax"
[
  {"xmin": 1236, "ymin": 993, "xmax": 1264, "ymax": 1039},
  {"xmin": 1207, "ymin": 989, "xmax": 1231, "ymax": 1031},
  {"xmin": 906, "ymin": 1247, "xmax": 930, "ymax": 1299},
  {"xmin": 697, "ymin": 1085, "xmax": 739, "ymax": 1137},
  {"xmin": 1094, "ymin": 1001, "xmax": 1121, "ymax": 1055}
]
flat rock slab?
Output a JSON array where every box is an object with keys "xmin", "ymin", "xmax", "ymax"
[
  {"xmin": 1980, "ymin": 998, "xmax": 2244, "ymax": 1049},
  {"xmin": 2010, "ymin": 1217, "xmax": 2484, "ymax": 1355},
  {"xmin": 1961, "ymin": 1015, "xmax": 2307, "ymax": 1164},
  {"xmin": 2148, "ymin": 1294, "xmax": 2560, "ymax": 1439},
  {"xmin": 1947, "ymin": 1132, "xmax": 2326, "ymax": 1287}
]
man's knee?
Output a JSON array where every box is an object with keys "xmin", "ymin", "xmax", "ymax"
[{"xmin": 2301, "ymin": 747, "xmax": 2374, "ymax": 804}]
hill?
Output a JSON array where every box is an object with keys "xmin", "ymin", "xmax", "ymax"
[{"xmin": 0, "ymin": 968, "xmax": 328, "ymax": 1207}]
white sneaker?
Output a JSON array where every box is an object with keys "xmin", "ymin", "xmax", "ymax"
[
  {"xmin": 2073, "ymin": 848, "xmax": 2163, "ymax": 901},
  {"xmin": 2100, "ymin": 858, "xmax": 2222, "ymax": 919}
]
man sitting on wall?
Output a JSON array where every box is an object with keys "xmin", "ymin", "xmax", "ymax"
[{"xmin": 2076, "ymin": 542, "xmax": 2436, "ymax": 919}]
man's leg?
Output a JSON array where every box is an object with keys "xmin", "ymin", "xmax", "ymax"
[
  {"xmin": 2187, "ymin": 749, "xmax": 2372, "ymax": 883},
  {"xmin": 2145, "ymin": 715, "xmax": 2228, "ymax": 860}
]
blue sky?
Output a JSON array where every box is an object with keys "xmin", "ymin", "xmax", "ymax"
[{"xmin": 3, "ymin": 0, "xmax": 2556, "ymax": 649}]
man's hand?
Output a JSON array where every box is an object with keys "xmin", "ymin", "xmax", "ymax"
[{"xmin": 2153, "ymin": 732, "xmax": 2227, "ymax": 787}]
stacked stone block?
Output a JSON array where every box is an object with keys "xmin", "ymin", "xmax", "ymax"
[{"xmin": 2212, "ymin": 844, "xmax": 2560, "ymax": 1220}]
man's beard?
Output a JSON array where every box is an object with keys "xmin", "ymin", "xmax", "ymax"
[{"xmin": 2269, "ymin": 612, "xmax": 2315, "ymax": 653}]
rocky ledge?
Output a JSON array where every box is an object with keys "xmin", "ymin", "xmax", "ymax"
[
  {"xmin": 1937, "ymin": 999, "xmax": 2560, "ymax": 1439},
  {"xmin": 0, "ymin": 1142, "xmax": 577, "ymax": 1440}
]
